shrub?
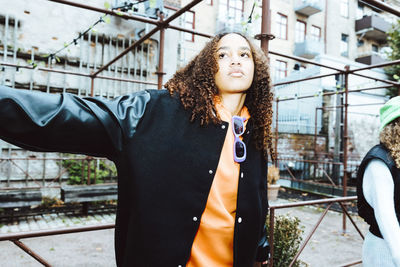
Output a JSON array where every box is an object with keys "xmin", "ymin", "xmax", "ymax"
[
  {"xmin": 265, "ymin": 214, "xmax": 308, "ymax": 267},
  {"xmin": 62, "ymin": 158, "xmax": 117, "ymax": 185}
]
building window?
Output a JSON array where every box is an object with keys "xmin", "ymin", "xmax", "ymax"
[
  {"xmin": 275, "ymin": 60, "xmax": 287, "ymax": 80},
  {"xmin": 341, "ymin": 34, "xmax": 349, "ymax": 57},
  {"xmin": 340, "ymin": 0, "xmax": 349, "ymax": 18},
  {"xmin": 372, "ymin": 44, "xmax": 379, "ymax": 52},
  {"xmin": 310, "ymin": 25, "xmax": 321, "ymax": 42},
  {"xmin": 184, "ymin": 11, "xmax": 195, "ymax": 42},
  {"xmin": 357, "ymin": 39, "xmax": 364, "ymax": 47},
  {"xmin": 295, "ymin": 20, "xmax": 306, "ymax": 43},
  {"xmin": 276, "ymin": 13, "xmax": 288, "ymax": 40},
  {"xmin": 219, "ymin": 0, "xmax": 244, "ymax": 25}
]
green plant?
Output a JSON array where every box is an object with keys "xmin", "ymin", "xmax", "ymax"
[
  {"xmin": 385, "ymin": 19, "xmax": 400, "ymax": 97},
  {"xmin": 265, "ymin": 214, "xmax": 308, "ymax": 267},
  {"xmin": 62, "ymin": 158, "xmax": 117, "ymax": 185}
]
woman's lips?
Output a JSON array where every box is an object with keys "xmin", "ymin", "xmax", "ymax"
[{"xmin": 229, "ymin": 69, "xmax": 244, "ymax": 77}]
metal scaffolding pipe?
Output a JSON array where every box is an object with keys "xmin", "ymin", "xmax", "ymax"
[
  {"xmin": 168, "ymin": 25, "xmax": 212, "ymax": 38},
  {"xmin": 257, "ymin": 0, "xmax": 273, "ymax": 55},
  {"xmin": 342, "ymin": 66, "xmax": 350, "ymax": 233},
  {"xmin": 269, "ymin": 50, "xmax": 344, "ymax": 72},
  {"xmin": 157, "ymin": 13, "xmax": 166, "ymax": 89},
  {"xmin": 92, "ymin": 0, "xmax": 203, "ymax": 77},
  {"xmin": 47, "ymin": 0, "xmax": 212, "ymax": 40},
  {"xmin": 0, "ymin": 223, "xmax": 115, "ymax": 241},
  {"xmin": 274, "ymin": 71, "xmax": 340, "ymax": 87},
  {"xmin": 0, "ymin": 62, "xmax": 158, "ymax": 86},
  {"xmin": 349, "ymin": 58, "xmax": 400, "ymax": 73},
  {"xmin": 276, "ymin": 84, "xmax": 393, "ymax": 102},
  {"xmin": 351, "ymin": 72, "xmax": 400, "ymax": 86},
  {"xmin": 48, "ymin": 0, "xmax": 159, "ymax": 24},
  {"xmin": 13, "ymin": 240, "xmax": 53, "ymax": 267}
]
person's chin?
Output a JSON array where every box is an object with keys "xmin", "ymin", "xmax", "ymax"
[{"xmin": 227, "ymin": 88, "xmax": 249, "ymax": 94}]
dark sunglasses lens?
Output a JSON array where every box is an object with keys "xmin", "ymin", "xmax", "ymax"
[
  {"xmin": 233, "ymin": 118, "xmax": 244, "ymax": 135},
  {"xmin": 235, "ymin": 141, "xmax": 245, "ymax": 158}
]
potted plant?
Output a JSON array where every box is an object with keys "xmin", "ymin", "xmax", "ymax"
[
  {"xmin": 265, "ymin": 214, "xmax": 307, "ymax": 267},
  {"xmin": 267, "ymin": 165, "xmax": 280, "ymax": 201}
]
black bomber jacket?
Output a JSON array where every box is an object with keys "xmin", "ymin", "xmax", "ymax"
[{"xmin": 0, "ymin": 85, "xmax": 269, "ymax": 267}]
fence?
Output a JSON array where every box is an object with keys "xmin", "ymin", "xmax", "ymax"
[{"xmin": 268, "ymin": 196, "xmax": 362, "ymax": 267}]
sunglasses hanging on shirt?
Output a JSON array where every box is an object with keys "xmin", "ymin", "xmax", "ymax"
[{"xmin": 232, "ymin": 115, "xmax": 247, "ymax": 163}]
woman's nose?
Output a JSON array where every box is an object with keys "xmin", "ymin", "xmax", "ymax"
[{"xmin": 230, "ymin": 57, "xmax": 241, "ymax": 65}]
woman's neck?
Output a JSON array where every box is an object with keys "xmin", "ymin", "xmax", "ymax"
[{"xmin": 218, "ymin": 93, "xmax": 247, "ymax": 116}]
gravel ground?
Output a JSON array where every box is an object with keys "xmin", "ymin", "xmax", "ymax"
[{"xmin": 0, "ymin": 189, "xmax": 367, "ymax": 267}]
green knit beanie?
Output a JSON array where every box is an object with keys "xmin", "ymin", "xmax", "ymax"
[{"xmin": 380, "ymin": 96, "xmax": 400, "ymax": 131}]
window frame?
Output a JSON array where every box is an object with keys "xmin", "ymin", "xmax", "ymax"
[
  {"xmin": 275, "ymin": 59, "xmax": 288, "ymax": 80},
  {"xmin": 276, "ymin": 13, "xmax": 288, "ymax": 40},
  {"xmin": 310, "ymin": 25, "xmax": 321, "ymax": 42},
  {"xmin": 184, "ymin": 10, "xmax": 195, "ymax": 42},
  {"xmin": 295, "ymin": 20, "xmax": 307, "ymax": 43},
  {"xmin": 219, "ymin": 0, "xmax": 244, "ymax": 24}
]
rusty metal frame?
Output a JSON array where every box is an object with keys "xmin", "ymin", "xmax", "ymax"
[
  {"xmin": 0, "ymin": 0, "xmax": 399, "ymax": 265},
  {"xmin": 268, "ymin": 0, "xmax": 400, "ymax": 236},
  {"xmin": 268, "ymin": 196, "xmax": 362, "ymax": 267},
  {"xmin": 0, "ymin": 223, "xmax": 115, "ymax": 267},
  {"xmin": 46, "ymin": 0, "xmax": 209, "ymax": 92}
]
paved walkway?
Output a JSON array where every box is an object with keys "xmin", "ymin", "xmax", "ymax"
[{"xmin": 0, "ymin": 198, "xmax": 368, "ymax": 267}]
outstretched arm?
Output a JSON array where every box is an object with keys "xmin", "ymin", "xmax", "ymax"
[
  {"xmin": 363, "ymin": 159, "xmax": 400, "ymax": 266},
  {"xmin": 0, "ymin": 85, "xmax": 150, "ymax": 159}
]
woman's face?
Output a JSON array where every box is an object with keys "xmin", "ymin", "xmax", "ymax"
[{"xmin": 214, "ymin": 33, "xmax": 255, "ymax": 95}]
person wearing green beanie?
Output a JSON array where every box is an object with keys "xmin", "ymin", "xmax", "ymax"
[
  {"xmin": 379, "ymin": 96, "xmax": 400, "ymax": 132},
  {"xmin": 357, "ymin": 97, "xmax": 400, "ymax": 267}
]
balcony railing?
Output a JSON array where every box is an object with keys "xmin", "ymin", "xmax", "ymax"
[
  {"xmin": 293, "ymin": 38, "xmax": 324, "ymax": 59},
  {"xmin": 294, "ymin": 0, "xmax": 323, "ymax": 16},
  {"xmin": 355, "ymin": 15, "xmax": 391, "ymax": 43},
  {"xmin": 355, "ymin": 51, "xmax": 387, "ymax": 65}
]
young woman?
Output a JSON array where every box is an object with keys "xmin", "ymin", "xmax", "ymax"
[
  {"xmin": 0, "ymin": 31, "xmax": 274, "ymax": 266},
  {"xmin": 357, "ymin": 96, "xmax": 400, "ymax": 267}
]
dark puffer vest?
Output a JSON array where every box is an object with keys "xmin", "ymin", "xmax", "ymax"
[{"xmin": 357, "ymin": 144, "xmax": 400, "ymax": 238}]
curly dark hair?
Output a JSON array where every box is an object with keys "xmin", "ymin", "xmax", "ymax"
[
  {"xmin": 380, "ymin": 117, "xmax": 400, "ymax": 168},
  {"xmin": 164, "ymin": 32, "xmax": 274, "ymax": 161}
]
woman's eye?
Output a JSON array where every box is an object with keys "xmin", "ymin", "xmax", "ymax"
[
  {"xmin": 241, "ymin": 52, "xmax": 250, "ymax": 58},
  {"xmin": 218, "ymin": 53, "xmax": 226, "ymax": 59}
]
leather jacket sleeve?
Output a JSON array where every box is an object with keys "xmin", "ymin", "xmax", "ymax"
[{"xmin": 0, "ymin": 85, "xmax": 150, "ymax": 159}]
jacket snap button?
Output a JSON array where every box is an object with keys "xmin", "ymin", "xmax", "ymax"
[
  {"xmin": 238, "ymin": 217, "xmax": 242, "ymax": 223},
  {"xmin": 193, "ymin": 217, "xmax": 198, "ymax": 222},
  {"xmin": 209, "ymin": 170, "xmax": 213, "ymax": 174},
  {"xmin": 240, "ymin": 172, "xmax": 244, "ymax": 178},
  {"xmin": 221, "ymin": 125, "xmax": 226, "ymax": 129}
]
